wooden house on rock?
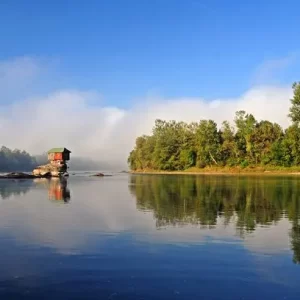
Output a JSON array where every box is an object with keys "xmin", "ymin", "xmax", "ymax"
[
  {"xmin": 48, "ymin": 148, "xmax": 71, "ymax": 163},
  {"xmin": 32, "ymin": 148, "xmax": 71, "ymax": 177}
]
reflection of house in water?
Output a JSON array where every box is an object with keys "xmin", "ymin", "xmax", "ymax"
[
  {"xmin": 34, "ymin": 178, "xmax": 71, "ymax": 203},
  {"xmin": 48, "ymin": 178, "xmax": 71, "ymax": 203}
]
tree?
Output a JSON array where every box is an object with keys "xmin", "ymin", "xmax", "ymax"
[
  {"xmin": 289, "ymin": 82, "xmax": 300, "ymax": 124},
  {"xmin": 220, "ymin": 121, "xmax": 237, "ymax": 165},
  {"xmin": 152, "ymin": 120, "xmax": 182, "ymax": 170},
  {"xmin": 281, "ymin": 125, "xmax": 300, "ymax": 166},
  {"xmin": 195, "ymin": 120, "xmax": 221, "ymax": 167},
  {"xmin": 251, "ymin": 121, "xmax": 283, "ymax": 164},
  {"xmin": 0, "ymin": 146, "xmax": 37, "ymax": 172},
  {"xmin": 234, "ymin": 110, "xmax": 257, "ymax": 165}
]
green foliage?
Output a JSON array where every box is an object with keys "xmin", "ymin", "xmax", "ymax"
[
  {"xmin": 289, "ymin": 82, "xmax": 300, "ymax": 124},
  {"xmin": 220, "ymin": 121, "xmax": 237, "ymax": 164},
  {"xmin": 251, "ymin": 121, "xmax": 283, "ymax": 164},
  {"xmin": 179, "ymin": 149, "xmax": 196, "ymax": 169},
  {"xmin": 240, "ymin": 160, "xmax": 249, "ymax": 168},
  {"xmin": 128, "ymin": 82, "xmax": 300, "ymax": 171},
  {"xmin": 195, "ymin": 120, "xmax": 220, "ymax": 166},
  {"xmin": 234, "ymin": 110, "xmax": 257, "ymax": 162}
]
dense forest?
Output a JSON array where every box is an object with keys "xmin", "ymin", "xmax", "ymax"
[
  {"xmin": 128, "ymin": 82, "xmax": 300, "ymax": 171},
  {"xmin": 0, "ymin": 146, "xmax": 37, "ymax": 172}
]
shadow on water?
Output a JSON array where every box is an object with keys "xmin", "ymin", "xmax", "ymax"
[{"xmin": 129, "ymin": 175, "xmax": 300, "ymax": 264}]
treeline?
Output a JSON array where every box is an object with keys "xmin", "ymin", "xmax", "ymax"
[
  {"xmin": 128, "ymin": 82, "xmax": 300, "ymax": 171},
  {"xmin": 0, "ymin": 146, "xmax": 37, "ymax": 172}
]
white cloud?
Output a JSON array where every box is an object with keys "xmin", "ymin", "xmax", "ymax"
[{"xmin": 0, "ymin": 57, "xmax": 294, "ymax": 169}]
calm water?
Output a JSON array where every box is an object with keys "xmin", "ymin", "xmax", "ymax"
[{"xmin": 0, "ymin": 174, "xmax": 300, "ymax": 299}]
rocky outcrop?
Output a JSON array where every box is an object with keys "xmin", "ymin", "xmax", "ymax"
[
  {"xmin": 0, "ymin": 172, "xmax": 48, "ymax": 179},
  {"xmin": 32, "ymin": 160, "xmax": 69, "ymax": 177}
]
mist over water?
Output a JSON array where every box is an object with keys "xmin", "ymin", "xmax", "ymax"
[{"xmin": 0, "ymin": 57, "xmax": 294, "ymax": 169}]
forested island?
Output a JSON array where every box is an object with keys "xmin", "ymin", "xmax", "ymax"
[{"xmin": 128, "ymin": 82, "xmax": 300, "ymax": 173}]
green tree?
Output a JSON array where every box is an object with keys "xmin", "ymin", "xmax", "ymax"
[
  {"xmin": 152, "ymin": 120, "xmax": 183, "ymax": 170},
  {"xmin": 220, "ymin": 121, "xmax": 237, "ymax": 165},
  {"xmin": 195, "ymin": 120, "xmax": 221, "ymax": 167},
  {"xmin": 289, "ymin": 82, "xmax": 300, "ymax": 124},
  {"xmin": 177, "ymin": 122, "xmax": 197, "ymax": 169},
  {"xmin": 281, "ymin": 125, "xmax": 300, "ymax": 166},
  {"xmin": 0, "ymin": 146, "xmax": 37, "ymax": 172},
  {"xmin": 234, "ymin": 110, "xmax": 257, "ymax": 165},
  {"xmin": 127, "ymin": 135, "xmax": 155, "ymax": 170},
  {"xmin": 251, "ymin": 121, "xmax": 283, "ymax": 164}
]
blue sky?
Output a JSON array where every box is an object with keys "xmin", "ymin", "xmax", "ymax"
[{"xmin": 0, "ymin": 0, "xmax": 299, "ymax": 107}]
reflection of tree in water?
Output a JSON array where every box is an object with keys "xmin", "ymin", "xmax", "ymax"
[
  {"xmin": 0, "ymin": 180, "xmax": 32, "ymax": 199},
  {"xmin": 291, "ymin": 222, "xmax": 300, "ymax": 264},
  {"xmin": 34, "ymin": 178, "xmax": 71, "ymax": 203},
  {"xmin": 129, "ymin": 175, "xmax": 300, "ymax": 264},
  {"xmin": 288, "ymin": 194, "xmax": 300, "ymax": 264}
]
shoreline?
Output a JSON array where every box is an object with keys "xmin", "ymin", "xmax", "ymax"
[{"xmin": 130, "ymin": 168, "xmax": 300, "ymax": 176}]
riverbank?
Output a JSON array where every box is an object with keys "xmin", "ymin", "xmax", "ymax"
[{"xmin": 130, "ymin": 166, "xmax": 300, "ymax": 175}]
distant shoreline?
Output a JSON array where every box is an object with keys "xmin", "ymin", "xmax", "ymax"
[{"xmin": 130, "ymin": 167, "xmax": 300, "ymax": 176}]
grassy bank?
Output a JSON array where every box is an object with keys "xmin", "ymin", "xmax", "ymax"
[{"xmin": 130, "ymin": 166, "xmax": 300, "ymax": 175}]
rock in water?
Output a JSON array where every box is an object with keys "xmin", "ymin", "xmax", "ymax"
[
  {"xmin": 90, "ymin": 173, "xmax": 113, "ymax": 177},
  {"xmin": 0, "ymin": 172, "xmax": 37, "ymax": 179},
  {"xmin": 32, "ymin": 162, "xmax": 68, "ymax": 177},
  {"xmin": 92, "ymin": 173, "xmax": 105, "ymax": 177}
]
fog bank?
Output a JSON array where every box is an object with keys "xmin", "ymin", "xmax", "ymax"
[{"xmin": 0, "ymin": 58, "xmax": 293, "ymax": 169}]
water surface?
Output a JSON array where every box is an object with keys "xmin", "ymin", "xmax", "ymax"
[{"xmin": 0, "ymin": 174, "xmax": 300, "ymax": 299}]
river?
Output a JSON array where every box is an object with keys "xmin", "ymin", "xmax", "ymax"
[{"xmin": 0, "ymin": 174, "xmax": 299, "ymax": 299}]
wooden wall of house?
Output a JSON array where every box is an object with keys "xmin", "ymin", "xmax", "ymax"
[
  {"xmin": 48, "ymin": 151, "xmax": 70, "ymax": 161},
  {"xmin": 54, "ymin": 153, "xmax": 63, "ymax": 160}
]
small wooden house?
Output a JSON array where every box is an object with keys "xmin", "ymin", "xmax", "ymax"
[{"xmin": 47, "ymin": 148, "xmax": 71, "ymax": 162}]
